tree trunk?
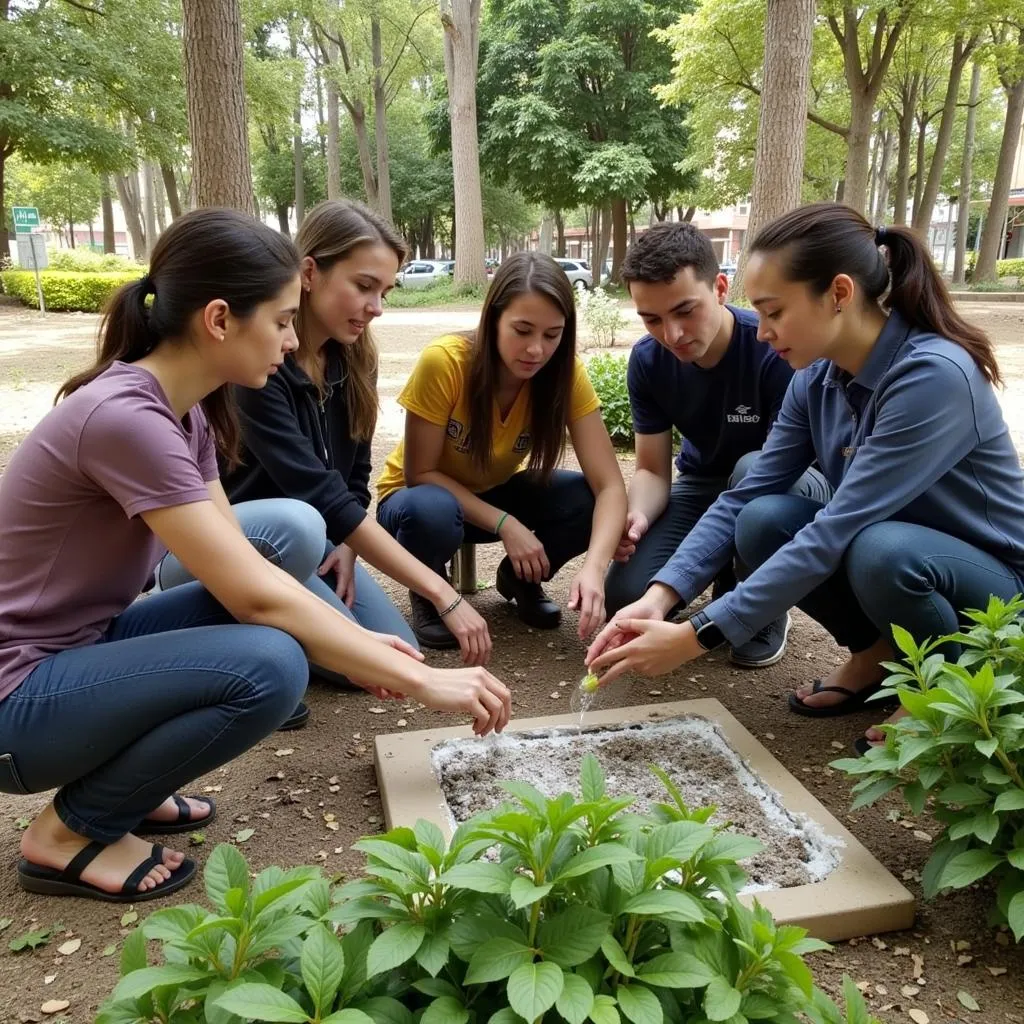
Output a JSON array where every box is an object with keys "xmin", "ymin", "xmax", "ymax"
[
  {"xmin": 88, "ymin": 221, "xmax": 95, "ymax": 248},
  {"xmin": 608, "ymin": 198, "xmax": 627, "ymax": 284},
  {"xmin": 114, "ymin": 172, "xmax": 147, "ymax": 261},
  {"xmin": 440, "ymin": 0, "xmax": 486, "ymax": 289},
  {"xmin": 976, "ymin": 37, "xmax": 1024, "ymax": 282},
  {"xmin": 868, "ymin": 113, "xmax": 882, "ymax": 220},
  {"xmin": 143, "ymin": 162, "xmax": 158, "ymax": 260},
  {"xmin": 554, "ymin": 209, "xmax": 565, "ymax": 257},
  {"xmin": 844, "ymin": 95, "xmax": 875, "ymax": 214},
  {"xmin": 326, "ymin": 37, "xmax": 341, "ymax": 199},
  {"xmin": 595, "ymin": 204, "xmax": 612, "ymax": 280},
  {"xmin": 154, "ymin": 166, "xmax": 167, "ymax": 233},
  {"xmin": 892, "ymin": 73, "xmax": 919, "ymax": 225},
  {"xmin": 914, "ymin": 34, "xmax": 974, "ymax": 233},
  {"xmin": 372, "ymin": 16, "xmax": 393, "ymax": 223},
  {"xmin": 912, "ymin": 112, "xmax": 928, "ymax": 227},
  {"xmin": 314, "ymin": 67, "xmax": 327, "ymax": 163},
  {"xmin": 290, "ymin": 24, "xmax": 305, "ymax": 227},
  {"xmin": 733, "ymin": 0, "xmax": 814, "ymax": 300},
  {"xmin": 874, "ymin": 128, "xmax": 894, "ymax": 224},
  {"xmin": 160, "ymin": 164, "xmax": 182, "ymax": 219},
  {"xmin": 181, "ymin": 0, "xmax": 254, "ymax": 212},
  {"xmin": 276, "ymin": 203, "xmax": 291, "ymax": 236},
  {"xmin": 0, "ymin": 149, "xmax": 7, "ymax": 255},
  {"xmin": 351, "ymin": 102, "xmax": 379, "ymax": 207},
  {"xmin": 101, "ymin": 174, "xmax": 116, "ymax": 254},
  {"xmin": 954, "ymin": 62, "xmax": 982, "ymax": 285}
]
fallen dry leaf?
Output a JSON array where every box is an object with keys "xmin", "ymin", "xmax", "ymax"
[
  {"xmin": 648, "ymin": 689, "xmax": 662, "ymax": 696},
  {"xmin": 56, "ymin": 938, "xmax": 80, "ymax": 956},
  {"xmin": 893, "ymin": 946, "xmax": 910, "ymax": 956},
  {"xmin": 203, "ymin": 785, "xmax": 222, "ymax": 793},
  {"xmin": 987, "ymin": 966, "xmax": 1007, "ymax": 976},
  {"xmin": 396, "ymin": 719, "xmax": 408, "ymax": 727},
  {"xmin": 913, "ymin": 830, "xmax": 932, "ymax": 842},
  {"xmin": 908, "ymin": 1010, "xmax": 929, "ymax": 1024},
  {"xmin": 368, "ymin": 707, "xmax": 386, "ymax": 714},
  {"xmin": 43, "ymin": 975, "xmax": 56, "ymax": 985},
  {"xmin": 957, "ymin": 990, "xmax": 980, "ymax": 1012},
  {"xmin": 954, "ymin": 940, "xmax": 971, "ymax": 951},
  {"xmin": 40, "ymin": 1001, "xmax": 69, "ymax": 1015},
  {"xmin": 830, "ymin": 741, "xmax": 844, "ymax": 750},
  {"xmin": 326, "ymin": 822, "xmax": 340, "ymax": 831},
  {"xmin": 957, "ymin": 954, "xmax": 974, "ymax": 965},
  {"xmin": 871, "ymin": 937, "xmax": 888, "ymax": 950},
  {"xmin": 912, "ymin": 953, "xmax": 925, "ymax": 979},
  {"xmin": 120, "ymin": 909, "xmax": 138, "ymax": 927},
  {"xmin": 901, "ymin": 985, "xmax": 920, "ymax": 997},
  {"xmin": 274, "ymin": 748, "xmax": 294, "ymax": 757}
]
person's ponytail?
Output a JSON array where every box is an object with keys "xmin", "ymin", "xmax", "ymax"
[{"xmin": 880, "ymin": 225, "xmax": 1001, "ymax": 386}]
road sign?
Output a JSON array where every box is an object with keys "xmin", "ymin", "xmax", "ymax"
[
  {"xmin": 12, "ymin": 207, "xmax": 40, "ymax": 234},
  {"xmin": 16, "ymin": 233, "xmax": 48, "ymax": 270}
]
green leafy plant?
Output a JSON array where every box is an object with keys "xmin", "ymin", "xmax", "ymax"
[
  {"xmin": 996, "ymin": 257, "xmax": 1024, "ymax": 280},
  {"xmin": 578, "ymin": 287, "xmax": 628, "ymax": 349},
  {"xmin": 832, "ymin": 595, "xmax": 1024, "ymax": 939},
  {"xmin": 0, "ymin": 269, "xmax": 144, "ymax": 311},
  {"xmin": 384, "ymin": 279, "xmax": 488, "ymax": 309},
  {"xmin": 96, "ymin": 757, "xmax": 865, "ymax": 1024},
  {"xmin": 45, "ymin": 248, "xmax": 140, "ymax": 273},
  {"xmin": 585, "ymin": 353, "xmax": 634, "ymax": 449}
]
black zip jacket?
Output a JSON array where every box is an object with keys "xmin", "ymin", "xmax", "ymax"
[{"xmin": 223, "ymin": 343, "xmax": 371, "ymax": 545}]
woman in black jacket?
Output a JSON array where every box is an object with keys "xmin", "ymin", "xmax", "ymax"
[{"xmin": 159, "ymin": 200, "xmax": 492, "ymax": 676}]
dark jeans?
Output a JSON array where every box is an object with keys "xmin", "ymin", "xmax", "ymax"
[
  {"xmin": 377, "ymin": 469, "xmax": 595, "ymax": 579},
  {"xmin": 0, "ymin": 502, "xmax": 319, "ymax": 842},
  {"xmin": 735, "ymin": 494, "xmax": 1024, "ymax": 655},
  {"xmin": 605, "ymin": 450, "xmax": 832, "ymax": 614}
]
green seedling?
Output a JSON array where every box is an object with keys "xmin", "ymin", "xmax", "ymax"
[{"xmin": 579, "ymin": 669, "xmax": 600, "ymax": 692}]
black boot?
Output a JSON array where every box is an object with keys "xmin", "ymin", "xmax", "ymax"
[
  {"xmin": 496, "ymin": 558, "xmax": 561, "ymax": 629},
  {"xmin": 409, "ymin": 591, "xmax": 458, "ymax": 649}
]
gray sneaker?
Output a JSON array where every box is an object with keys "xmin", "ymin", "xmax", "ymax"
[{"xmin": 730, "ymin": 613, "xmax": 791, "ymax": 668}]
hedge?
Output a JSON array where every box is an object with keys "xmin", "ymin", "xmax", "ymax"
[
  {"xmin": 45, "ymin": 249, "xmax": 140, "ymax": 273},
  {"xmin": 996, "ymin": 257, "xmax": 1024, "ymax": 279},
  {"xmin": 0, "ymin": 269, "xmax": 144, "ymax": 312}
]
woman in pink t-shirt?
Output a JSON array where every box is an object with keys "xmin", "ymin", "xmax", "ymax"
[{"xmin": 0, "ymin": 209, "xmax": 511, "ymax": 904}]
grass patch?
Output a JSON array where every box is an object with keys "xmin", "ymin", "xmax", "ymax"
[{"xmin": 386, "ymin": 279, "xmax": 487, "ymax": 308}]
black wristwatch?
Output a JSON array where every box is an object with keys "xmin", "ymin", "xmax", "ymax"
[{"xmin": 688, "ymin": 610, "xmax": 727, "ymax": 652}]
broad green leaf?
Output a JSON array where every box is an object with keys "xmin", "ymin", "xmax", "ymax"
[
  {"xmin": 891, "ymin": 623, "xmax": 918, "ymax": 659},
  {"xmin": 600, "ymin": 935, "xmax": 636, "ymax": 977},
  {"xmin": 589, "ymin": 993, "xmax": 620, "ymax": 1024},
  {"xmin": 636, "ymin": 951, "xmax": 715, "ymax": 988},
  {"xmin": 701, "ymin": 833, "xmax": 763, "ymax": 865},
  {"xmin": 367, "ymin": 922, "xmax": 426, "ymax": 977},
  {"xmin": 703, "ymin": 976, "xmax": 741, "ymax": 1022},
  {"xmin": 120, "ymin": 927, "xmax": 149, "ymax": 975},
  {"xmin": 301, "ymin": 925, "xmax": 344, "ymax": 1016},
  {"xmin": 850, "ymin": 777, "xmax": 903, "ymax": 810},
  {"xmin": 507, "ymin": 961, "xmax": 565, "ymax": 1021},
  {"xmin": 501, "ymin": 780, "xmax": 550, "ymax": 814},
  {"xmin": 939, "ymin": 783, "xmax": 990, "ymax": 807},
  {"xmin": 112, "ymin": 966, "xmax": 209, "ymax": 1004},
  {"xmin": 776, "ymin": 950, "xmax": 814, "ymax": 997},
  {"xmin": 414, "ymin": 820, "xmax": 447, "ymax": 859},
  {"xmin": 253, "ymin": 878, "xmax": 314, "ymax": 917},
  {"xmin": 205, "ymin": 844, "xmax": 250, "ymax": 913},
  {"xmin": 976, "ymin": 738, "xmax": 1000, "ymax": 758},
  {"xmin": 141, "ymin": 906, "xmax": 207, "ymax": 945},
  {"xmin": 247, "ymin": 913, "xmax": 315, "ymax": 959},
  {"xmin": 211, "ymin": 984, "xmax": 310, "ymax": 1022},
  {"xmin": 950, "ymin": 812, "xmax": 1000, "ymax": 844},
  {"xmin": 957, "ymin": 990, "xmax": 981, "ymax": 1012},
  {"xmin": 1006, "ymin": 889, "xmax": 1024, "ymax": 942},
  {"xmin": 897, "ymin": 737, "xmax": 935, "ymax": 770},
  {"xmin": 352, "ymin": 839, "xmax": 431, "ymax": 883},
  {"xmin": 415, "ymin": 930, "xmax": 450, "ymax": 977},
  {"xmin": 510, "ymin": 876, "xmax": 554, "ymax": 908},
  {"xmin": 538, "ymin": 906, "xmax": 610, "ymax": 967},
  {"xmin": 420, "ymin": 996, "xmax": 469, "ymax": 1024},
  {"xmin": 557, "ymin": 844, "xmax": 641, "ymax": 882},
  {"xmin": 996, "ymin": 790, "xmax": 1024, "ymax": 812},
  {"xmin": 557, "ymin": 972, "xmax": 596, "ymax": 1024},
  {"xmin": 623, "ymin": 889, "xmax": 705, "ymax": 923},
  {"xmin": 322, "ymin": 1012, "xmax": 376, "ymax": 1024},
  {"xmin": 449, "ymin": 913, "xmax": 528, "ymax": 959},
  {"xmin": 581, "ymin": 754, "xmax": 606, "ymax": 802},
  {"xmin": 488, "ymin": 1010, "xmax": 526, "ymax": 1024},
  {"xmin": 465, "ymin": 937, "xmax": 534, "ymax": 984},
  {"xmin": 353, "ymin": 997, "xmax": 415, "ymax": 1024},
  {"xmin": 616, "ymin": 985, "xmax": 662, "ymax": 1024},
  {"xmin": 438, "ymin": 862, "xmax": 513, "ymax": 894}
]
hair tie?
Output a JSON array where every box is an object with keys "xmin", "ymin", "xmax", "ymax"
[
  {"xmin": 874, "ymin": 226, "xmax": 888, "ymax": 247},
  {"xmin": 138, "ymin": 273, "xmax": 154, "ymax": 295}
]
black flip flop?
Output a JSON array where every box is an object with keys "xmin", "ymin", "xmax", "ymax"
[
  {"xmin": 18, "ymin": 840, "xmax": 196, "ymax": 903},
  {"xmin": 136, "ymin": 794, "xmax": 216, "ymax": 836},
  {"xmin": 788, "ymin": 679, "xmax": 893, "ymax": 718},
  {"xmin": 852, "ymin": 735, "xmax": 882, "ymax": 757},
  {"xmin": 277, "ymin": 700, "xmax": 310, "ymax": 731}
]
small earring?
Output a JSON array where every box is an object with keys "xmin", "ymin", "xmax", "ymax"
[{"xmin": 835, "ymin": 304, "xmax": 842, "ymax": 314}]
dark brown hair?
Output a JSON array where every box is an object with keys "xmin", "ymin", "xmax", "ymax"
[
  {"xmin": 58, "ymin": 208, "xmax": 300, "ymax": 467},
  {"xmin": 466, "ymin": 251, "xmax": 577, "ymax": 481},
  {"xmin": 295, "ymin": 199, "xmax": 408, "ymax": 441},
  {"xmin": 622, "ymin": 221, "xmax": 719, "ymax": 287},
  {"xmin": 751, "ymin": 202, "xmax": 1001, "ymax": 386}
]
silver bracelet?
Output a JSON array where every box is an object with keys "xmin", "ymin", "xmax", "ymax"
[{"xmin": 439, "ymin": 594, "xmax": 463, "ymax": 617}]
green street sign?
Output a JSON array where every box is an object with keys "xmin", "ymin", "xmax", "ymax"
[{"xmin": 13, "ymin": 207, "xmax": 40, "ymax": 233}]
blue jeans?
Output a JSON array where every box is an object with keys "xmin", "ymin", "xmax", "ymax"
[
  {"xmin": 734, "ymin": 495, "xmax": 1024, "ymax": 655},
  {"xmin": 0, "ymin": 508, "xmax": 319, "ymax": 841},
  {"xmin": 157, "ymin": 498, "xmax": 416, "ymax": 649},
  {"xmin": 605, "ymin": 451, "xmax": 832, "ymax": 614},
  {"xmin": 377, "ymin": 470, "xmax": 595, "ymax": 579}
]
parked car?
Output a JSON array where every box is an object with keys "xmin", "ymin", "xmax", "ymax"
[
  {"xmin": 553, "ymin": 257, "xmax": 593, "ymax": 291},
  {"xmin": 396, "ymin": 260, "xmax": 449, "ymax": 289},
  {"xmin": 720, "ymin": 262, "xmax": 737, "ymax": 281}
]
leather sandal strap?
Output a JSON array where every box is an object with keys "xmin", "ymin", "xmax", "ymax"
[
  {"xmin": 171, "ymin": 794, "xmax": 190, "ymax": 821},
  {"xmin": 121, "ymin": 844, "xmax": 165, "ymax": 894},
  {"xmin": 810, "ymin": 679, "xmax": 858, "ymax": 698},
  {"xmin": 61, "ymin": 840, "xmax": 108, "ymax": 882}
]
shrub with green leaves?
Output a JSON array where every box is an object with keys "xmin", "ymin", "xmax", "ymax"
[
  {"xmin": 96, "ymin": 756, "xmax": 877, "ymax": 1024},
  {"xmin": 996, "ymin": 257, "xmax": 1024, "ymax": 280},
  {"xmin": 578, "ymin": 288, "xmax": 628, "ymax": 349},
  {"xmin": 45, "ymin": 248, "xmax": 140, "ymax": 273},
  {"xmin": 586, "ymin": 353, "xmax": 633, "ymax": 449},
  {"xmin": 833, "ymin": 595, "xmax": 1024, "ymax": 940},
  {"xmin": 0, "ymin": 269, "xmax": 143, "ymax": 312}
]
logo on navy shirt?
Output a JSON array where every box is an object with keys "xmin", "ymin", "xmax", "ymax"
[{"xmin": 726, "ymin": 404, "xmax": 760, "ymax": 424}]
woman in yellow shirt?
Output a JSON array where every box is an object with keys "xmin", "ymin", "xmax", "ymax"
[{"xmin": 377, "ymin": 252, "xmax": 626, "ymax": 646}]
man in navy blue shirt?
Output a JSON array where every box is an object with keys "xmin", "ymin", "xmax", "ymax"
[{"xmin": 605, "ymin": 221, "xmax": 830, "ymax": 667}]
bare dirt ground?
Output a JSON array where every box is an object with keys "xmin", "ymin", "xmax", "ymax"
[{"xmin": 1, "ymin": 301, "xmax": 1023, "ymax": 1023}]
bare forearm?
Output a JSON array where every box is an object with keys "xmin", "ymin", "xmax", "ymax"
[
  {"xmin": 582, "ymin": 484, "xmax": 627, "ymax": 572},
  {"xmin": 343, "ymin": 517, "xmax": 453, "ymax": 607},
  {"xmin": 628, "ymin": 469, "xmax": 670, "ymax": 524}
]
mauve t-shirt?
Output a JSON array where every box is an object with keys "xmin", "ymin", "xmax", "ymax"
[{"xmin": 0, "ymin": 361, "xmax": 219, "ymax": 701}]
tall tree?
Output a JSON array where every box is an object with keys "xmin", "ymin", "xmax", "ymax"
[
  {"xmin": 733, "ymin": 0, "xmax": 815, "ymax": 300},
  {"xmin": 976, "ymin": 24, "xmax": 1024, "ymax": 282},
  {"xmin": 290, "ymin": 20, "xmax": 306, "ymax": 227},
  {"xmin": 181, "ymin": 0, "xmax": 254, "ymax": 211},
  {"xmin": 439, "ymin": 0, "xmax": 485, "ymax": 288},
  {"xmin": 953, "ymin": 61, "xmax": 983, "ymax": 284}
]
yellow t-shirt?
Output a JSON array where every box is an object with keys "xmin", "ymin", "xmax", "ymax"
[{"xmin": 377, "ymin": 334, "xmax": 600, "ymax": 500}]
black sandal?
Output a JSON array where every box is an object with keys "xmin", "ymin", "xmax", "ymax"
[
  {"xmin": 136, "ymin": 794, "xmax": 216, "ymax": 835},
  {"xmin": 18, "ymin": 840, "xmax": 196, "ymax": 903},
  {"xmin": 852, "ymin": 735, "xmax": 882, "ymax": 756},
  {"xmin": 788, "ymin": 679, "xmax": 894, "ymax": 718}
]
